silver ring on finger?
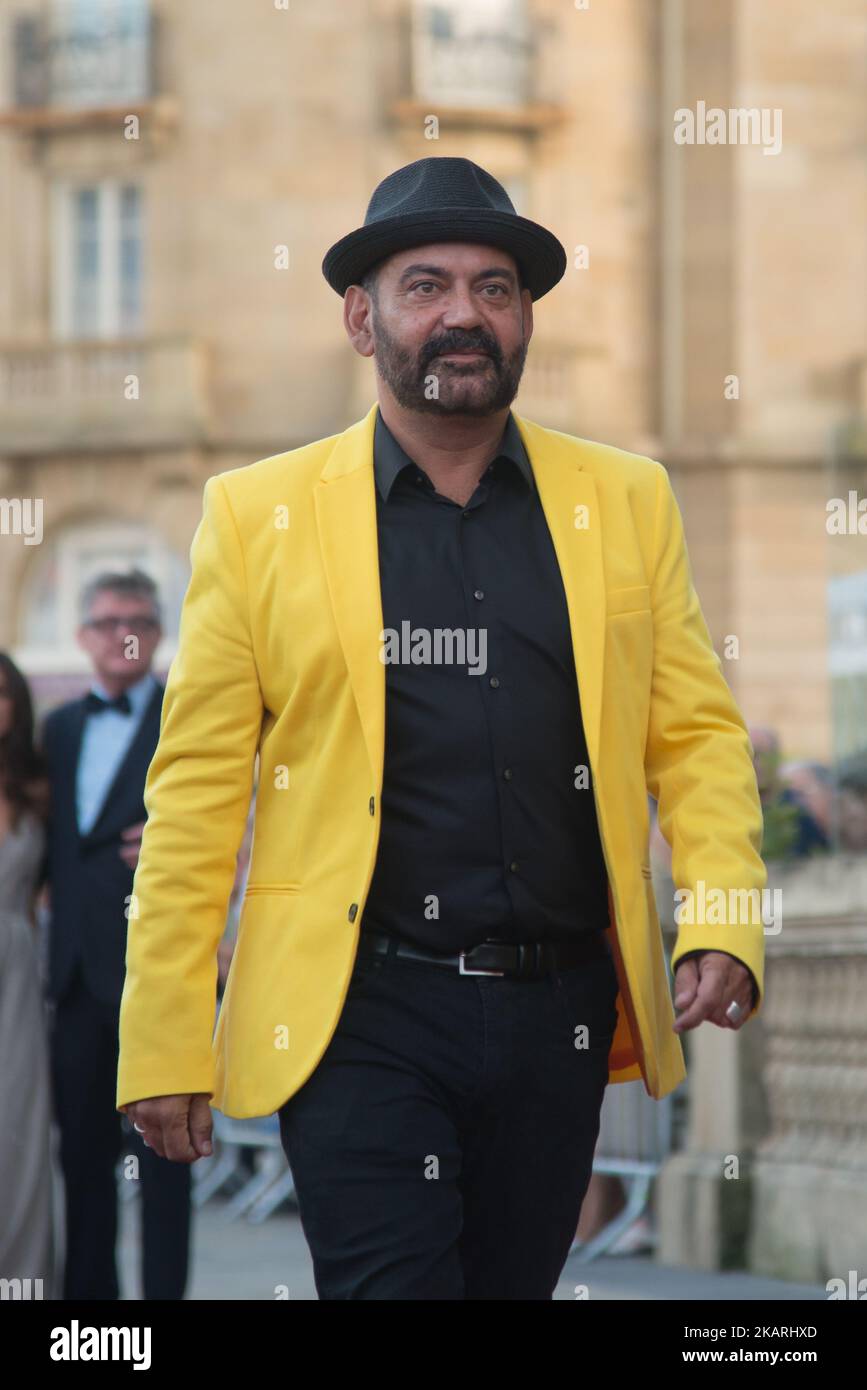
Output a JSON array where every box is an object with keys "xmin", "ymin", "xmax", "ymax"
[
  {"xmin": 133, "ymin": 1122, "xmax": 145, "ymax": 1133},
  {"xmin": 725, "ymin": 999, "xmax": 744, "ymax": 1024}
]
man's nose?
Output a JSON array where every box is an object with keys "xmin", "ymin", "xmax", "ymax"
[{"xmin": 439, "ymin": 285, "xmax": 485, "ymax": 329}]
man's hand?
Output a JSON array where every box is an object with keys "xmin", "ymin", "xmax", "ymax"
[
  {"xmin": 672, "ymin": 950, "xmax": 756, "ymax": 1034},
  {"xmin": 123, "ymin": 1093, "xmax": 213, "ymax": 1163},
  {"xmin": 119, "ymin": 820, "xmax": 146, "ymax": 870}
]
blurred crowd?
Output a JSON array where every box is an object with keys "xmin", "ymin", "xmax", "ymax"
[
  {"xmin": 0, "ymin": 567, "xmax": 251, "ymax": 1300},
  {"xmin": 650, "ymin": 722, "xmax": 859, "ymax": 879}
]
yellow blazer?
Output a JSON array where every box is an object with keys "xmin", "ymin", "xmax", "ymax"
[{"xmin": 117, "ymin": 402, "xmax": 766, "ymax": 1117}]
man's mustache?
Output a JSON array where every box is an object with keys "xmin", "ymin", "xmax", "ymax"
[{"xmin": 422, "ymin": 336, "xmax": 502, "ymax": 367}]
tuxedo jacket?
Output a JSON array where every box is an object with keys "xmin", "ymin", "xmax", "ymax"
[
  {"xmin": 43, "ymin": 681, "xmax": 164, "ymax": 1007},
  {"xmin": 116, "ymin": 402, "xmax": 767, "ymax": 1117}
]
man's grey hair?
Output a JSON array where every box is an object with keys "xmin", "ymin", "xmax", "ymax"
[
  {"xmin": 79, "ymin": 568, "xmax": 163, "ymax": 626},
  {"xmin": 359, "ymin": 263, "xmax": 382, "ymax": 302}
]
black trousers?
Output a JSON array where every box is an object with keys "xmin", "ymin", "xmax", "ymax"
[
  {"xmin": 279, "ymin": 941, "xmax": 619, "ymax": 1299},
  {"xmin": 49, "ymin": 962, "xmax": 192, "ymax": 1300}
]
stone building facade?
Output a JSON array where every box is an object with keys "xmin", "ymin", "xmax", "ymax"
[{"xmin": 1, "ymin": 0, "xmax": 862, "ymax": 755}]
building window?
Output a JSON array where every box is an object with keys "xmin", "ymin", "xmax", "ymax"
[
  {"xmin": 411, "ymin": 0, "xmax": 531, "ymax": 109},
  {"xmin": 118, "ymin": 184, "xmax": 143, "ymax": 334},
  {"xmin": 52, "ymin": 180, "xmax": 143, "ymax": 339}
]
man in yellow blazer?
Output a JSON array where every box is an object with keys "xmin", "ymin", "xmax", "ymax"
[{"xmin": 118, "ymin": 157, "xmax": 766, "ymax": 1300}]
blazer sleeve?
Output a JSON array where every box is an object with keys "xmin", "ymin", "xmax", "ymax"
[
  {"xmin": 643, "ymin": 462, "xmax": 767, "ymax": 1016},
  {"xmin": 117, "ymin": 474, "xmax": 263, "ymax": 1109}
]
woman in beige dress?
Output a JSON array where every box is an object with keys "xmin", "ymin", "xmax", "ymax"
[{"xmin": 0, "ymin": 651, "xmax": 54, "ymax": 1296}]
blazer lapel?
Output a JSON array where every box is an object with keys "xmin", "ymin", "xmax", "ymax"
[
  {"xmin": 513, "ymin": 415, "xmax": 606, "ymax": 776},
  {"xmin": 313, "ymin": 403, "xmax": 607, "ymax": 789},
  {"xmin": 54, "ymin": 700, "xmax": 89, "ymax": 838},
  {"xmin": 314, "ymin": 404, "xmax": 386, "ymax": 789}
]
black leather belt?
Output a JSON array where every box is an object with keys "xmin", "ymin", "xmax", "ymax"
[{"xmin": 356, "ymin": 928, "xmax": 611, "ymax": 981}]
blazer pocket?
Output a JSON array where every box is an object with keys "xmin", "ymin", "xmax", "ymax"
[
  {"xmin": 606, "ymin": 584, "xmax": 651, "ymax": 617},
  {"xmin": 243, "ymin": 882, "xmax": 301, "ymax": 896}
]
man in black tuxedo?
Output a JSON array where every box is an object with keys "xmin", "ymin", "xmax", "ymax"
[{"xmin": 42, "ymin": 568, "xmax": 192, "ymax": 1300}]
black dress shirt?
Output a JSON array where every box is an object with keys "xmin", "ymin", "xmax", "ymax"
[{"xmin": 361, "ymin": 406, "xmax": 611, "ymax": 951}]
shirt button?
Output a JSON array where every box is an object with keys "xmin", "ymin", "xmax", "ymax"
[
  {"xmin": 462, "ymin": 509, "xmax": 471, "ymax": 518},
  {"xmin": 348, "ymin": 903, "xmax": 358, "ymax": 923},
  {"xmin": 509, "ymin": 861, "xmax": 519, "ymax": 873},
  {"xmin": 489, "ymin": 676, "xmax": 500, "ymax": 688},
  {"xmin": 369, "ymin": 796, "xmax": 375, "ymax": 815},
  {"xmin": 503, "ymin": 768, "xmax": 513, "ymax": 780},
  {"xmin": 473, "ymin": 589, "xmax": 484, "ymax": 600}
]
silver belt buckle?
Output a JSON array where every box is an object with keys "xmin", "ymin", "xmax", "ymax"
[{"xmin": 458, "ymin": 950, "xmax": 505, "ymax": 977}]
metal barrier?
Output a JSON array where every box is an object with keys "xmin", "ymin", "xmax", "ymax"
[
  {"xmin": 192, "ymin": 1111, "xmax": 296, "ymax": 1224},
  {"xmin": 569, "ymin": 1079, "xmax": 675, "ymax": 1261}
]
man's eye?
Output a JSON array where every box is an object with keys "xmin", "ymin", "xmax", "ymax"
[
  {"xmin": 481, "ymin": 284, "xmax": 507, "ymax": 296},
  {"xmin": 411, "ymin": 282, "xmax": 438, "ymax": 293}
]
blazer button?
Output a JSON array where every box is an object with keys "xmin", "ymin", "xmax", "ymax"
[
  {"xmin": 369, "ymin": 796, "xmax": 375, "ymax": 815},
  {"xmin": 348, "ymin": 903, "xmax": 358, "ymax": 923}
]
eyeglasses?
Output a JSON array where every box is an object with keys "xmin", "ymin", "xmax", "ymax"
[{"xmin": 84, "ymin": 617, "xmax": 160, "ymax": 635}]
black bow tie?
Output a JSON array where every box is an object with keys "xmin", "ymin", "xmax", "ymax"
[{"xmin": 85, "ymin": 690, "xmax": 132, "ymax": 716}]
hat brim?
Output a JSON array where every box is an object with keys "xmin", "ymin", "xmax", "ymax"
[{"xmin": 322, "ymin": 209, "xmax": 566, "ymax": 301}]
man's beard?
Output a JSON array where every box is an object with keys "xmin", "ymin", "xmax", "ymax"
[{"xmin": 370, "ymin": 311, "xmax": 528, "ymax": 416}]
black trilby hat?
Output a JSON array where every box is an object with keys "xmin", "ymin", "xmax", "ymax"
[{"xmin": 322, "ymin": 157, "xmax": 567, "ymax": 302}]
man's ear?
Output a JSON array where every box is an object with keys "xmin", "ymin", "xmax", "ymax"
[{"xmin": 344, "ymin": 286, "xmax": 375, "ymax": 359}]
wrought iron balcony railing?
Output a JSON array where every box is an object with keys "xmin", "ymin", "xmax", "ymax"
[{"xmin": 11, "ymin": 5, "xmax": 157, "ymax": 111}]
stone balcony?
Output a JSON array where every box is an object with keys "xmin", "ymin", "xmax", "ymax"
[
  {"xmin": 514, "ymin": 341, "xmax": 591, "ymax": 433},
  {"xmin": 0, "ymin": 5, "xmax": 181, "ymax": 139},
  {"xmin": 656, "ymin": 854, "xmax": 867, "ymax": 1282},
  {"xmin": 0, "ymin": 336, "xmax": 212, "ymax": 455}
]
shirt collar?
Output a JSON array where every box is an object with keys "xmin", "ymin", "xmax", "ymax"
[
  {"xmin": 89, "ymin": 669, "xmax": 156, "ymax": 716},
  {"xmin": 373, "ymin": 406, "xmax": 535, "ymax": 502}
]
